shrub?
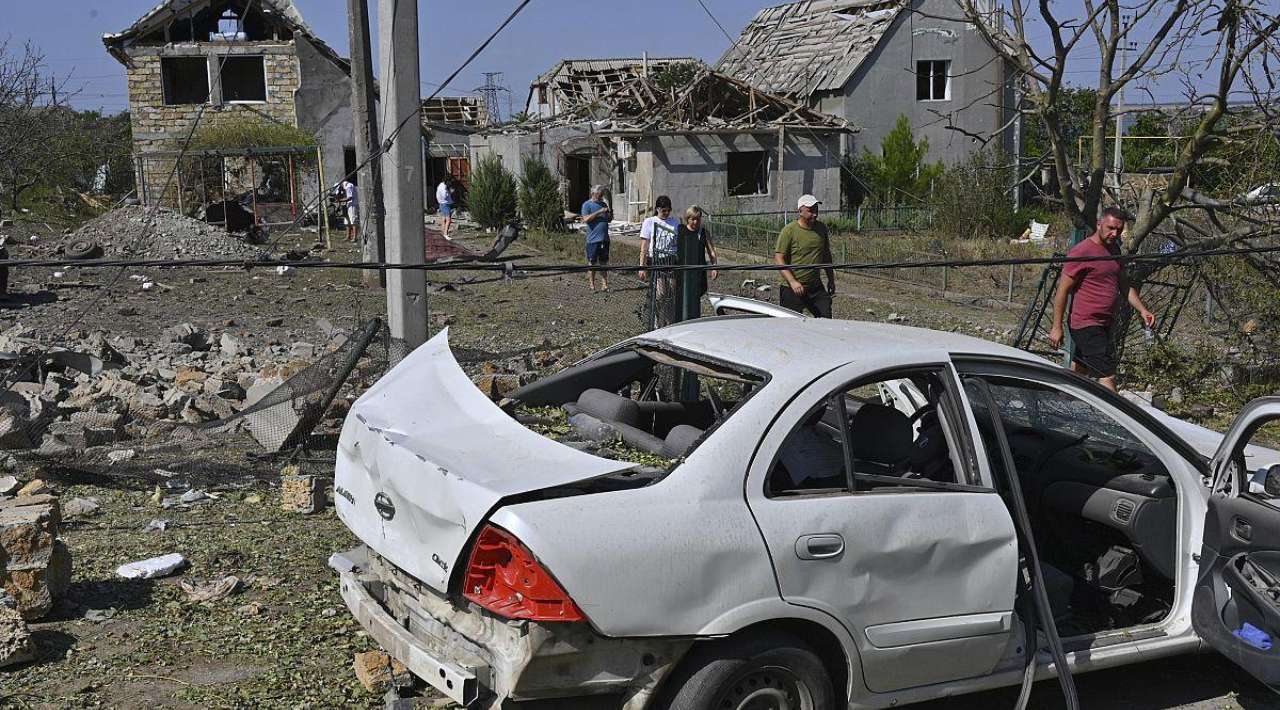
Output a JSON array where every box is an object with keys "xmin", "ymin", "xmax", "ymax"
[
  {"xmin": 931, "ymin": 148, "xmax": 1042, "ymax": 240},
  {"xmin": 468, "ymin": 153, "xmax": 518, "ymax": 229},
  {"xmin": 190, "ymin": 117, "xmax": 316, "ymax": 150},
  {"xmin": 517, "ymin": 156, "xmax": 564, "ymax": 231}
]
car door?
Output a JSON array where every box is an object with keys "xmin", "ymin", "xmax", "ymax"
[
  {"xmin": 745, "ymin": 355, "xmax": 1021, "ymax": 694},
  {"xmin": 1192, "ymin": 396, "xmax": 1280, "ymax": 691}
]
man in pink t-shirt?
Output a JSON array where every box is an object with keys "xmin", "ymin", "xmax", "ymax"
[{"xmin": 1048, "ymin": 207, "xmax": 1155, "ymax": 392}]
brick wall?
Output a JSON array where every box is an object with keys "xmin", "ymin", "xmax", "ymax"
[{"xmin": 125, "ymin": 43, "xmax": 301, "ymax": 206}]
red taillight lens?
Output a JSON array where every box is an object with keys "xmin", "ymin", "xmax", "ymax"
[{"xmin": 462, "ymin": 524, "xmax": 585, "ymax": 622}]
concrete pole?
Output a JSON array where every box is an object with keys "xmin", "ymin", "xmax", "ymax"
[
  {"xmin": 378, "ymin": 0, "xmax": 427, "ymax": 349},
  {"xmin": 348, "ymin": 0, "xmax": 386, "ymax": 287}
]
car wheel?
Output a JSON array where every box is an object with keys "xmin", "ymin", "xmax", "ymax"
[
  {"xmin": 65, "ymin": 239, "xmax": 102, "ymax": 260},
  {"xmin": 660, "ymin": 632, "xmax": 835, "ymax": 710}
]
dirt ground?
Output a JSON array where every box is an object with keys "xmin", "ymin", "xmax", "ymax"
[{"xmin": 0, "ymin": 215, "xmax": 1271, "ymax": 708}]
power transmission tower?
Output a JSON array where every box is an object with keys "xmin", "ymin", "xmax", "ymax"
[{"xmin": 475, "ymin": 72, "xmax": 510, "ymax": 125}]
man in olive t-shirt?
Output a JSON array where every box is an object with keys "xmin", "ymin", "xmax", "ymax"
[{"xmin": 774, "ymin": 194, "xmax": 836, "ymax": 317}]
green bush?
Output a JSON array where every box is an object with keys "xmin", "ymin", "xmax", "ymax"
[
  {"xmin": 517, "ymin": 156, "xmax": 564, "ymax": 231},
  {"xmin": 931, "ymin": 148, "xmax": 1042, "ymax": 239},
  {"xmin": 468, "ymin": 154, "xmax": 518, "ymax": 229},
  {"xmin": 190, "ymin": 117, "xmax": 316, "ymax": 151}
]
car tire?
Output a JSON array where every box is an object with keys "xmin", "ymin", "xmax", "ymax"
[
  {"xmin": 65, "ymin": 239, "xmax": 102, "ymax": 260},
  {"xmin": 659, "ymin": 631, "xmax": 835, "ymax": 710}
]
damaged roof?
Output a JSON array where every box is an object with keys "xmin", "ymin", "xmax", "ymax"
[
  {"xmin": 716, "ymin": 0, "xmax": 905, "ymax": 99},
  {"xmin": 102, "ymin": 0, "xmax": 350, "ymax": 74},
  {"xmin": 528, "ymin": 57, "xmax": 700, "ymax": 110},
  {"xmin": 515, "ymin": 65, "xmax": 850, "ymax": 135},
  {"xmin": 421, "ymin": 97, "xmax": 489, "ymax": 129}
]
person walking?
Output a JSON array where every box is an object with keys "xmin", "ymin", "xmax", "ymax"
[
  {"xmin": 339, "ymin": 177, "xmax": 360, "ymax": 244},
  {"xmin": 436, "ymin": 177, "xmax": 455, "ymax": 240},
  {"xmin": 1048, "ymin": 206, "xmax": 1156, "ymax": 392},
  {"xmin": 774, "ymin": 194, "xmax": 835, "ymax": 317},
  {"xmin": 674, "ymin": 205, "xmax": 718, "ymax": 320},
  {"xmin": 581, "ymin": 185, "xmax": 612, "ymax": 291}
]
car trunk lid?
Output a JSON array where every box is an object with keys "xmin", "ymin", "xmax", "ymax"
[{"xmin": 335, "ymin": 329, "xmax": 634, "ymax": 593}]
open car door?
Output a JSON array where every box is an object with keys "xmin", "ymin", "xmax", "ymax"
[{"xmin": 1193, "ymin": 396, "xmax": 1280, "ymax": 691}]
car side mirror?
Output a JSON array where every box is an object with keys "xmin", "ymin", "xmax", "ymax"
[{"xmin": 1264, "ymin": 465, "xmax": 1280, "ymax": 497}]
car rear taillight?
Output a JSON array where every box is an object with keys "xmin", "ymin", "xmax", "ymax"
[{"xmin": 462, "ymin": 524, "xmax": 585, "ymax": 622}]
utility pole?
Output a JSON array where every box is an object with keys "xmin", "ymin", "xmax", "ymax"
[
  {"xmin": 378, "ymin": 0, "xmax": 427, "ymax": 350},
  {"xmin": 347, "ymin": 0, "xmax": 385, "ymax": 287},
  {"xmin": 1112, "ymin": 13, "xmax": 1136, "ymax": 185}
]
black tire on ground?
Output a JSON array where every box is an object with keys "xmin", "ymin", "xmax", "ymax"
[
  {"xmin": 658, "ymin": 631, "xmax": 836, "ymax": 710},
  {"xmin": 65, "ymin": 239, "xmax": 102, "ymax": 260}
]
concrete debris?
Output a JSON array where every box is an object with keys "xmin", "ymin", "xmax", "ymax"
[
  {"xmin": 220, "ymin": 332, "xmax": 249, "ymax": 358},
  {"xmin": 16, "ymin": 479, "xmax": 48, "ymax": 497},
  {"xmin": 0, "ymin": 590, "xmax": 35, "ymax": 668},
  {"xmin": 83, "ymin": 607, "xmax": 117, "ymax": 622},
  {"xmin": 144, "ymin": 518, "xmax": 169, "ymax": 532},
  {"xmin": 179, "ymin": 489, "xmax": 210, "ymax": 504},
  {"xmin": 67, "ymin": 205, "xmax": 262, "ymax": 260},
  {"xmin": 1, "ymin": 494, "xmax": 72, "ymax": 620},
  {"xmin": 280, "ymin": 470, "xmax": 324, "ymax": 514},
  {"xmin": 352, "ymin": 650, "xmax": 412, "ymax": 694},
  {"xmin": 106, "ymin": 449, "xmax": 136, "ymax": 464},
  {"xmin": 62, "ymin": 497, "xmax": 101, "ymax": 519},
  {"xmin": 115, "ymin": 553, "xmax": 187, "ymax": 580},
  {"xmin": 178, "ymin": 575, "xmax": 241, "ymax": 602},
  {"xmin": 0, "ymin": 390, "xmax": 55, "ymax": 450},
  {"xmin": 0, "ymin": 476, "xmax": 17, "ymax": 496}
]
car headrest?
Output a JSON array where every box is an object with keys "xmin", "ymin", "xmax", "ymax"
[
  {"xmin": 848, "ymin": 403, "xmax": 913, "ymax": 464},
  {"xmin": 577, "ymin": 388, "xmax": 640, "ymax": 426},
  {"xmin": 662, "ymin": 424, "xmax": 704, "ymax": 459}
]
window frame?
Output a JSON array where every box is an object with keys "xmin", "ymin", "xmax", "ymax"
[
  {"xmin": 726, "ymin": 150, "xmax": 771, "ymax": 197},
  {"xmin": 1225, "ymin": 413, "xmax": 1280, "ymax": 511},
  {"xmin": 160, "ymin": 56, "xmax": 211, "ymax": 106},
  {"xmin": 916, "ymin": 59, "xmax": 951, "ymax": 102},
  {"xmin": 218, "ymin": 55, "xmax": 269, "ymax": 104},
  {"xmin": 764, "ymin": 363, "xmax": 990, "ymax": 499}
]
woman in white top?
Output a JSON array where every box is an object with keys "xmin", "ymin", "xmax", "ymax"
[{"xmin": 436, "ymin": 178, "xmax": 455, "ymax": 240}]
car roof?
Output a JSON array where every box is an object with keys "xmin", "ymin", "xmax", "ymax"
[{"xmin": 645, "ymin": 316, "xmax": 1045, "ymax": 376}]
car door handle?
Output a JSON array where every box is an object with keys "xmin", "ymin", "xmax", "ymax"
[{"xmin": 796, "ymin": 534, "xmax": 845, "ymax": 560}]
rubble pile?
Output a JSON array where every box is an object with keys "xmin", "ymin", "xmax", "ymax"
[
  {"xmin": 0, "ymin": 322, "xmax": 340, "ymax": 455},
  {"xmin": 65, "ymin": 205, "xmax": 263, "ymax": 260}
]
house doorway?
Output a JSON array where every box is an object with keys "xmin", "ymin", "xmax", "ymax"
[{"xmin": 565, "ymin": 154, "xmax": 592, "ymax": 210}]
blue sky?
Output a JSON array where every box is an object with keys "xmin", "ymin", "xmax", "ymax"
[
  {"xmin": 6, "ymin": 0, "xmax": 762, "ymax": 115},
  {"xmin": 5, "ymin": 1, "xmax": 1235, "ymax": 116}
]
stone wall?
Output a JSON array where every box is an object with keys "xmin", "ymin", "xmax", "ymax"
[{"xmin": 125, "ymin": 43, "xmax": 301, "ymax": 206}]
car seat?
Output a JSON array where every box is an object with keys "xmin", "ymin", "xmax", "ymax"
[{"xmin": 847, "ymin": 403, "xmax": 914, "ymax": 474}]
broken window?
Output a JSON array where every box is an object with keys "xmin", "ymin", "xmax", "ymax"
[
  {"xmin": 163, "ymin": 2, "xmax": 286, "ymax": 43},
  {"xmin": 220, "ymin": 57, "xmax": 267, "ymax": 103},
  {"xmin": 161, "ymin": 57, "xmax": 210, "ymax": 106},
  {"xmin": 727, "ymin": 151, "xmax": 769, "ymax": 196},
  {"xmin": 916, "ymin": 60, "xmax": 950, "ymax": 101},
  {"xmin": 767, "ymin": 368, "xmax": 971, "ymax": 497}
]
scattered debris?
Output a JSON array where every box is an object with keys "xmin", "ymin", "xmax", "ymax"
[
  {"xmin": 17, "ymin": 479, "xmax": 50, "ymax": 498},
  {"xmin": 0, "ymin": 590, "xmax": 35, "ymax": 669},
  {"xmin": 82, "ymin": 607, "xmax": 117, "ymax": 623},
  {"xmin": 352, "ymin": 650, "xmax": 412, "ymax": 694},
  {"xmin": 106, "ymin": 449, "xmax": 136, "ymax": 464},
  {"xmin": 143, "ymin": 518, "xmax": 169, "ymax": 533},
  {"xmin": 65, "ymin": 205, "xmax": 263, "ymax": 260},
  {"xmin": 115, "ymin": 552, "xmax": 187, "ymax": 580},
  {"xmin": 62, "ymin": 497, "xmax": 101, "ymax": 519},
  {"xmin": 178, "ymin": 575, "xmax": 241, "ymax": 602},
  {"xmin": 0, "ymin": 476, "xmax": 17, "ymax": 496},
  {"xmin": 1, "ymin": 494, "xmax": 72, "ymax": 620},
  {"xmin": 280, "ymin": 469, "xmax": 323, "ymax": 514}
]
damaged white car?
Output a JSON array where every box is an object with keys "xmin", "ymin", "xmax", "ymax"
[{"xmin": 331, "ymin": 303, "xmax": 1280, "ymax": 709}]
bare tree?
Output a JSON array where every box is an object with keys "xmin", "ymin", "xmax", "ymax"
[
  {"xmin": 0, "ymin": 40, "xmax": 75, "ymax": 212},
  {"xmin": 955, "ymin": 0, "xmax": 1280, "ymax": 256}
]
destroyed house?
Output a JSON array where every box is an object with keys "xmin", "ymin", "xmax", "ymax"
[
  {"xmin": 421, "ymin": 97, "xmax": 488, "ymax": 210},
  {"xmin": 524, "ymin": 57, "xmax": 700, "ymax": 120},
  {"xmin": 103, "ymin": 0, "xmax": 356, "ymax": 205},
  {"xmin": 717, "ymin": 0, "xmax": 1013, "ymax": 164},
  {"xmin": 478, "ymin": 64, "xmax": 851, "ymax": 221}
]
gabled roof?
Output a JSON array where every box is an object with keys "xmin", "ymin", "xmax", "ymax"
[
  {"xmin": 716, "ymin": 0, "xmax": 905, "ymax": 99},
  {"xmin": 515, "ymin": 66, "xmax": 851, "ymax": 135},
  {"xmin": 102, "ymin": 0, "xmax": 350, "ymax": 74},
  {"xmin": 527, "ymin": 57, "xmax": 700, "ymax": 112}
]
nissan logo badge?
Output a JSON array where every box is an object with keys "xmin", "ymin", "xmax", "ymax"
[{"xmin": 374, "ymin": 492, "xmax": 396, "ymax": 521}]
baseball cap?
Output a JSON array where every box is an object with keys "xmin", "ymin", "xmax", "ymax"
[{"xmin": 797, "ymin": 194, "xmax": 821, "ymax": 209}]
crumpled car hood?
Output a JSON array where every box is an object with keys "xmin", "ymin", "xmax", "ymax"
[{"xmin": 334, "ymin": 329, "xmax": 633, "ymax": 593}]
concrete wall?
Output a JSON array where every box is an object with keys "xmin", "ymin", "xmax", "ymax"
[
  {"xmin": 294, "ymin": 37, "xmax": 354, "ymax": 190},
  {"xmin": 641, "ymin": 131, "xmax": 843, "ymax": 215},
  {"xmin": 837, "ymin": 0, "xmax": 1012, "ymax": 166}
]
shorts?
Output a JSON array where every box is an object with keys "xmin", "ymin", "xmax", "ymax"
[
  {"xmin": 346, "ymin": 205, "xmax": 359, "ymax": 226},
  {"xmin": 779, "ymin": 284, "xmax": 832, "ymax": 318},
  {"xmin": 1070, "ymin": 325, "xmax": 1117, "ymax": 378},
  {"xmin": 440, "ymin": 203, "xmax": 453, "ymax": 217},
  {"xmin": 587, "ymin": 240, "xmax": 610, "ymax": 265}
]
